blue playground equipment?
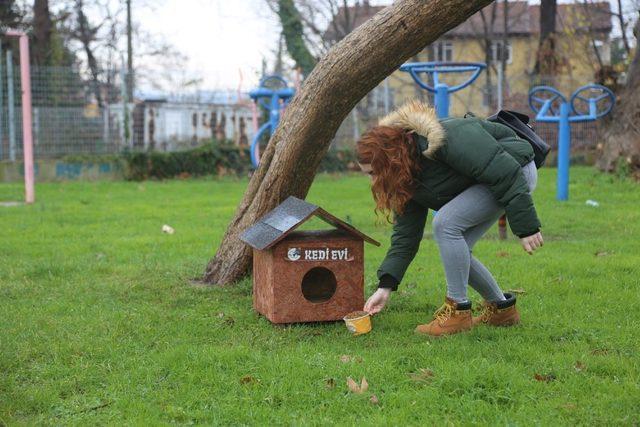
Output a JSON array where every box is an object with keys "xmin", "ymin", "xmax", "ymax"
[
  {"xmin": 249, "ymin": 75, "xmax": 295, "ymax": 167},
  {"xmin": 529, "ymin": 84, "xmax": 615, "ymax": 201},
  {"xmin": 399, "ymin": 62, "xmax": 486, "ymax": 118}
]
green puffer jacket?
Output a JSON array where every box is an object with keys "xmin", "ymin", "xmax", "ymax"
[{"xmin": 376, "ymin": 100, "xmax": 541, "ymax": 285}]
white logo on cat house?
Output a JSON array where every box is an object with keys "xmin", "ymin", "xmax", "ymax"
[
  {"xmin": 287, "ymin": 248, "xmax": 301, "ymax": 261},
  {"xmin": 286, "ymin": 247, "xmax": 352, "ymax": 262}
]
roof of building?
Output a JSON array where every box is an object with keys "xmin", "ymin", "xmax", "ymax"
[
  {"xmin": 240, "ymin": 196, "xmax": 380, "ymax": 250},
  {"xmin": 324, "ymin": 1, "xmax": 612, "ymax": 42}
]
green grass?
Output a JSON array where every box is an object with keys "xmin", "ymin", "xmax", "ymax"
[{"xmin": 1, "ymin": 167, "xmax": 639, "ymax": 425}]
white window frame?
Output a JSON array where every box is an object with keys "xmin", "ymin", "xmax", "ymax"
[
  {"xmin": 490, "ymin": 40, "xmax": 513, "ymax": 65},
  {"xmin": 433, "ymin": 41, "xmax": 454, "ymax": 62}
]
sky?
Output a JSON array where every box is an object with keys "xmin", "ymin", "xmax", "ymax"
[
  {"xmin": 129, "ymin": 0, "xmax": 633, "ymax": 92},
  {"xmin": 135, "ymin": 0, "xmax": 392, "ymax": 91},
  {"xmin": 136, "ymin": 0, "xmax": 280, "ymax": 91}
]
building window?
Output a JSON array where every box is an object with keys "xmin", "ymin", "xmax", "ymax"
[
  {"xmin": 593, "ymin": 40, "xmax": 610, "ymax": 65},
  {"xmin": 432, "ymin": 41, "xmax": 453, "ymax": 62},
  {"xmin": 490, "ymin": 40, "xmax": 512, "ymax": 64}
]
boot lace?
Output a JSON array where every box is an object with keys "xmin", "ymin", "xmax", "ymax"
[
  {"xmin": 477, "ymin": 303, "xmax": 497, "ymax": 323},
  {"xmin": 434, "ymin": 303, "xmax": 455, "ymax": 325}
]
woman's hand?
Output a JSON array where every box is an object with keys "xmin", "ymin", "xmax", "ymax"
[
  {"xmin": 520, "ymin": 231, "xmax": 544, "ymax": 254},
  {"xmin": 364, "ymin": 288, "xmax": 391, "ymax": 315}
]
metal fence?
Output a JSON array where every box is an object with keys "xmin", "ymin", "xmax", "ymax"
[
  {"xmin": 0, "ymin": 56, "xmax": 257, "ymax": 160},
  {"xmin": 0, "ymin": 52, "xmax": 603, "ymax": 161}
]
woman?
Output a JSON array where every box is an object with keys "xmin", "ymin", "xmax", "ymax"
[{"xmin": 358, "ymin": 100, "xmax": 543, "ymax": 336}]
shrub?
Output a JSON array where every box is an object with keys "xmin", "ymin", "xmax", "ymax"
[{"xmin": 121, "ymin": 141, "xmax": 357, "ymax": 181}]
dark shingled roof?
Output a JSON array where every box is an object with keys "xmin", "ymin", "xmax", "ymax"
[
  {"xmin": 324, "ymin": 1, "xmax": 611, "ymax": 42},
  {"xmin": 240, "ymin": 196, "xmax": 380, "ymax": 251}
]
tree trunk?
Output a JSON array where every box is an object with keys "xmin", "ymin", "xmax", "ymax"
[
  {"xmin": 32, "ymin": 0, "xmax": 53, "ymax": 66},
  {"xmin": 75, "ymin": 0, "xmax": 103, "ymax": 107},
  {"xmin": 202, "ymin": 0, "xmax": 495, "ymax": 286},
  {"xmin": 533, "ymin": 0, "xmax": 557, "ymax": 80},
  {"xmin": 597, "ymin": 19, "xmax": 640, "ymax": 176},
  {"xmin": 126, "ymin": 0, "xmax": 134, "ymax": 100},
  {"xmin": 277, "ymin": 0, "xmax": 317, "ymax": 77}
]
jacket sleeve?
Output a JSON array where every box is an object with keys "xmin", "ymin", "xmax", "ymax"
[
  {"xmin": 440, "ymin": 122, "xmax": 541, "ymax": 237},
  {"xmin": 480, "ymin": 120, "xmax": 518, "ymax": 141},
  {"xmin": 376, "ymin": 199, "xmax": 428, "ymax": 286}
]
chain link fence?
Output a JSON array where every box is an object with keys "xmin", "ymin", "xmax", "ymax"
[
  {"xmin": 0, "ymin": 49, "xmax": 257, "ymax": 161},
  {"xmin": 0, "ymin": 49, "xmax": 603, "ymax": 162}
]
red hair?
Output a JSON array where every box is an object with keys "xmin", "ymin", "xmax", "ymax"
[{"xmin": 356, "ymin": 125, "xmax": 423, "ymax": 220}]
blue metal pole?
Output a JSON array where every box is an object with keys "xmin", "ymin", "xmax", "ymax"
[
  {"xmin": 269, "ymin": 95, "xmax": 280, "ymax": 132},
  {"xmin": 250, "ymin": 122, "xmax": 271, "ymax": 167},
  {"xmin": 435, "ymin": 83, "xmax": 449, "ymax": 119},
  {"xmin": 557, "ymin": 102, "xmax": 571, "ymax": 201}
]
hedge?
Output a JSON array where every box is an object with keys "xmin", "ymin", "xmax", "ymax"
[{"xmin": 119, "ymin": 142, "xmax": 359, "ymax": 181}]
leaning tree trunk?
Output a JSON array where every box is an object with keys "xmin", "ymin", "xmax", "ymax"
[
  {"xmin": 203, "ymin": 0, "xmax": 495, "ymax": 285},
  {"xmin": 597, "ymin": 19, "xmax": 640, "ymax": 176}
]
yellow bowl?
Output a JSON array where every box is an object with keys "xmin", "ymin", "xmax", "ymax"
[{"xmin": 343, "ymin": 311, "xmax": 372, "ymax": 336}]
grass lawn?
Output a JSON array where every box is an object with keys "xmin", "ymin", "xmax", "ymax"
[{"xmin": 1, "ymin": 166, "xmax": 639, "ymax": 425}]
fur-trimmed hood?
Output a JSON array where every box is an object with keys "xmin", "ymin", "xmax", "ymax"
[{"xmin": 378, "ymin": 99, "xmax": 446, "ymax": 158}]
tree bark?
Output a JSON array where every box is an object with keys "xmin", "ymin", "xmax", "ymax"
[
  {"xmin": 533, "ymin": 0, "xmax": 557, "ymax": 80},
  {"xmin": 277, "ymin": 0, "xmax": 317, "ymax": 77},
  {"xmin": 597, "ymin": 18, "xmax": 640, "ymax": 176},
  {"xmin": 202, "ymin": 0, "xmax": 495, "ymax": 286},
  {"xmin": 74, "ymin": 0, "xmax": 103, "ymax": 107},
  {"xmin": 32, "ymin": 0, "xmax": 53, "ymax": 66}
]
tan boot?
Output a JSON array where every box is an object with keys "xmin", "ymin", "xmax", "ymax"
[
  {"xmin": 473, "ymin": 293, "xmax": 520, "ymax": 327},
  {"xmin": 415, "ymin": 298, "xmax": 473, "ymax": 336}
]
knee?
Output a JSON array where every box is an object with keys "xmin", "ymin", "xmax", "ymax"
[{"xmin": 432, "ymin": 214, "xmax": 458, "ymax": 241}]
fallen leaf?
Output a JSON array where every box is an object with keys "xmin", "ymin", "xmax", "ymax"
[
  {"xmin": 496, "ymin": 251, "xmax": 510, "ymax": 258},
  {"xmin": 324, "ymin": 378, "xmax": 336, "ymax": 389},
  {"xmin": 346, "ymin": 376, "xmax": 368, "ymax": 394},
  {"xmin": 240, "ymin": 375, "xmax": 259, "ymax": 385},
  {"xmin": 534, "ymin": 373, "xmax": 556, "ymax": 382},
  {"xmin": 507, "ymin": 288, "xmax": 527, "ymax": 295},
  {"xmin": 369, "ymin": 394, "xmax": 379, "ymax": 405},
  {"xmin": 409, "ymin": 368, "xmax": 435, "ymax": 383},
  {"xmin": 574, "ymin": 361, "xmax": 586, "ymax": 372},
  {"xmin": 346, "ymin": 377, "xmax": 360, "ymax": 393},
  {"xmin": 340, "ymin": 355, "xmax": 352, "ymax": 363},
  {"xmin": 595, "ymin": 250, "xmax": 612, "ymax": 257}
]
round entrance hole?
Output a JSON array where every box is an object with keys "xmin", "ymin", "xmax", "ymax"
[{"xmin": 301, "ymin": 267, "xmax": 337, "ymax": 303}]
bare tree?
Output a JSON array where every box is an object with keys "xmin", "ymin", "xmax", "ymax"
[
  {"xmin": 0, "ymin": 1, "xmax": 25, "ymax": 30},
  {"xmin": 71, "ymin": 0, "xmax": 103, "ymax": 106},
  {"xmin": 478, "ymin": 3, "xmax": 499, "ymax": 109},
  {"xmin": 465, "ymin": 1, "xmax": 527, "ymax": 111},
  {"xmin": 276, "ymin": 0, "xmax": 316, "ymax": 76},
  {"xmin": 534, "ymin": 0, "xmax": 558, "ymax": 79},
  {"xmin": 598, "ymin": 15, "xmax": 640, "ymax": 176},
  {"xmin": 202, "ymin": 0, "xmax": 496, "ymax": 286},
  {"xmin": 32, "ymin": 0, "xmax": 54, "ymax": 66}
]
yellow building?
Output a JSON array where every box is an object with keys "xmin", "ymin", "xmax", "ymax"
[{"xmin": 330, "ymin": 1, "xmax": 613, "ymax": 118}]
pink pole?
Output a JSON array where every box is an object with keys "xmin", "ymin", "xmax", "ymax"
[{"xmin": 6, "ymin": 30, "xmax": 34, "ymax": 204}]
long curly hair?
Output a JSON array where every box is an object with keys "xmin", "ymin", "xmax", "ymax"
[{"xmin": 356, "ymin": 125, "xmax": 423, "ymax": 220}]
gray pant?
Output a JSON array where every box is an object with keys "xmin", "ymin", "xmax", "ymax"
[{"xmin": 432, "ymin": 161, "xmax": 538, "ymax": 302}]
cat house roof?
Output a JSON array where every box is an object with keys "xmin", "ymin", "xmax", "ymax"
[{"xmin": 240, "ymin": 196, "xmax": 380, "ymax": 250}]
